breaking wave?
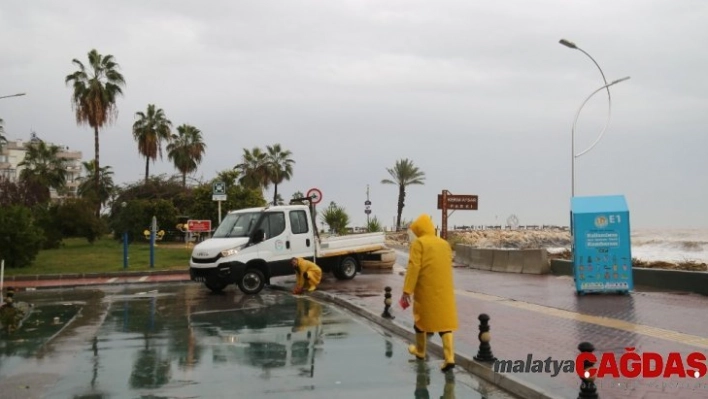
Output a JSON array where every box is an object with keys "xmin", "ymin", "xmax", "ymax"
[{"xmin": 419, "ymin": 228, "xmax": 708, "ymax": 264}]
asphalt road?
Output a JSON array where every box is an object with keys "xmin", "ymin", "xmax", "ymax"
[{"xmin": 0, "ymin": 282, "xmax": 517, "ymax": 399}]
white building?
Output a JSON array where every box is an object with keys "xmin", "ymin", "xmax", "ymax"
[{"xmin": 0, "ymin": 132, "xmax": 84, "ymax": 200}]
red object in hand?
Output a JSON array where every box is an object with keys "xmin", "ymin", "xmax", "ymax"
[{"xmin": 399, "ymin": 296, "xmax": 410, "ymax": 310}]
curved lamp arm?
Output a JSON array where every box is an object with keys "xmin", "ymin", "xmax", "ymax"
[
  {"xmin": 560, "ymin": 39, "xmax": 612, "ymax": 158},
  {"xmin": 573, "ymin": 77, "xmax": 631, "ymax": 158},
  {"xmin": 0, "ymin": 93, "xmax": 26, "ymax": 100}
]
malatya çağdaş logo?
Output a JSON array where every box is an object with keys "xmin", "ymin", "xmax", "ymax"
[{"xmin": 493, "ymin": 348, "xmax": 707, "ymax": 379}]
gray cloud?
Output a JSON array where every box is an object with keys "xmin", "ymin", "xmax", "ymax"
[{"xmin": 1, "ymin": 0, "xmax": 707, "ymax": 229}]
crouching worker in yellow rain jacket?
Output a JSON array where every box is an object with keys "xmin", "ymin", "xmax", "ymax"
[
  {"xmin": 291, "ymin": 257, "xmax": 323, "ymax": 294},
  {"xmin": 400, "ymin": 214, "xmax": 459, "ymax": 372}
]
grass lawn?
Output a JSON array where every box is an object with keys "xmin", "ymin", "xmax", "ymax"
[{"xmin": 3, "ymin": 236, "xmax": 192, "ymax": 276}]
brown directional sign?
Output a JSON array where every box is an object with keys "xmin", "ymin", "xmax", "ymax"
[
  {"xmin": 437, "ymin": 194, "xmax": 478, "ymax": 210},
  {"xmin": 438, "ymin": 191, "xmax": 478, "ymax": 240}
]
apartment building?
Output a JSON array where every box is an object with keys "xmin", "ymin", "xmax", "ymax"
[{"xmin": 0, "ymin": 132, "xmax": 84, "ymax": 200}]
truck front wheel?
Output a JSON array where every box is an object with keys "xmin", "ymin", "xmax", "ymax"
[
  {"xmin": 238, "ymin": 269, "xmax": 266, "ymax": 295},
  {"xmin": 334, "ymin": 256, "xmax": 358, "ymax": 280}
]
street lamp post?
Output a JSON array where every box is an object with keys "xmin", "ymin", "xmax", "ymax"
[
  {"xmin": 122, "ymin": 202, "xmax": 129, "ymax": 269},
  {"xmin": 559, "ymin": 39, "xmax": 629, "ymax": 197}
]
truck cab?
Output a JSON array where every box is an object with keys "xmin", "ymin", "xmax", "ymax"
[{"xmin": 189, "ymin": 204, "xmax": 386, "ymax": 295}]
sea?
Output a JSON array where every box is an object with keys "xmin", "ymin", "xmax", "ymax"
[
  {"xmin": 448, "ymin": 228, "xmax": 708, "ymax": 265},
  {"xmin": 628, "ymin": 228, "xmax": 708, "ymax": 264}
]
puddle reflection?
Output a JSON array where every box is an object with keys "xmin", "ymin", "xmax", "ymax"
[{"xmin": 1, "ymin": 285, "xmax": 511, "ymax": 399}]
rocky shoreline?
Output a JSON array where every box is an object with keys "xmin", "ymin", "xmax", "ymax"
[{"xmin": 385, "ymin": 231, "xmax": 708, "ymax": 272}]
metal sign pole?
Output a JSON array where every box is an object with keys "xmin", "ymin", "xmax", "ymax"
[
  {"xmin": 311, "ymin": 202, "xmax": 318, "ymax": 264},
  {"xmin": 441, "ymin": 190, "xmax": 449, "ymax": 240},
  {"xmin": 366, "ymin": 185, "xmax": 371, "ymax": 225},
  {"xmin": 150, "ymin": 216, "xmax": 156, "ymax": 268}
]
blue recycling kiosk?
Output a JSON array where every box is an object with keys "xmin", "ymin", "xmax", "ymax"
[{"xmin": 570, "ymin": 195, "xmax": 633, "ymax": 295}]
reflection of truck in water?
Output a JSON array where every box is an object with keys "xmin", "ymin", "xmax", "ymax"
[
  {"xmin": 189, "ymin": 295, "xmax": 345, "ymax": 377},
  {"xmin": 189, "ymin": 202, "xmax": 388, "ymax": 294}
]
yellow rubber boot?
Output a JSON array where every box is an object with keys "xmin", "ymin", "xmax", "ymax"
[
  {"xmin": 442, "ymin": 372, "xmax": 456, "ymax": 399},
  {"xmin": 408, "ymin": 332, "xmax": 427, "ymax": 359},
  {"xmin": 441, "ymin": 333, "xmax": 455, "ymax": 372}
]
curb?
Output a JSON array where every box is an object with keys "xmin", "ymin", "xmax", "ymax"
[
  {"xmin": 3, "ymin": 269, "xmax": 187, "ymax": 282},
  {"xmin": 4, "ymin": 272, "xmax": 191, "ymax": 292},
  {"xmin": 270, "ymin": 285, "xmax": 565, "ymax": 399}
]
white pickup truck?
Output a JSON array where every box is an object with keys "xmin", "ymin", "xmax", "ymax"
[{"xmin": 189, "ymin": 203, "xmax": 387, "ymax": 294}]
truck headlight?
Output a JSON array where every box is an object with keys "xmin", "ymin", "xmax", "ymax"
[{"xmin": 220, "ymin": 246, "xmax": 243, "ymax": 258}]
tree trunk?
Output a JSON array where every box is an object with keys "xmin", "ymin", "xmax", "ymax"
[
  {"xmin": 182, "ymin": 172, "xmax": 186, "ymax": 187},
  {"xmin": 396, "ymin": 184, "xmax": 406, "ymax": 231},
  {"xmin": 94, "ymin": 126, "xmax": 101, "ymax": 217},
  {"xmin": 273, "ymin": 183, "xmax": 279, "ymax": 205},
  {"xmin": 144, "ymin": 157, "xmax": 150, "ymax": 184}
]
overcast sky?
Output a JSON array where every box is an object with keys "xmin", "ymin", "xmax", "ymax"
[{"xmin": 1, "ymin": 1, "xmax": 707, "ymax": 230}]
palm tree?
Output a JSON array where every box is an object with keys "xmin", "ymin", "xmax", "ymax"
[
  {"xmin": 18, "ymin": 141, "xmax": 69, "ymax": 202},
  {"xmin": 290, "ymin": 191, "xmax": 306, "ymax": 205},
  {"xmin": 381, "ymin": 158, "xmax": 426, "ymax": 231},
  {"xmin": 65, "ymin": 49, "xmax": 125, "ymax": 214},
  {"xmin": 78, "ymin": 160, "xmax": 115, "ymax": 207},
  {"xmin": 321, "ymin": 201, "xmax": 350, "ymax": 235},
  {"xmin": 132, "ymin": 104, "xmax": 173, "ymax": 183},
  {"xmin": 216, "ymin": 169, "xmax": 240, "ymax": 187},
  {"xmin": 266, "ymin": 144, "xmax": 295, "ymax": 205},
  {"xmin": 166, "ymin": 124, "xmax": 206, "ymax": 187},
  {"xmin": 235, "ymin": 147, "xmax": 270, "ymax": 193}
]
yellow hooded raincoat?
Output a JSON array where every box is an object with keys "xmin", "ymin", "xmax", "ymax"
[
  {"xmin": 292, "ymin": 298, "xmax": 323, "ymax": 332},
  {"xmin": 403, "ymin": 214, "xmax": 458, "ymax": 332},
  {"xmin": 295, "ymin": 258, "xmax": 323, "ymax": 289}
]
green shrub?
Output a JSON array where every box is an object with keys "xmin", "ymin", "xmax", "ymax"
[
  {"xmin": 320, "ymin": 202, "xmax": 350, "ymax": 235},
  {"xmin": 109, "ymin": 199, "xmax": 178, "ymax": 242},
  {"xmin": 367, "ymin": 216, "xmax": 382, "ymax": 232},
  {"xmin": 0, "ymin": 205, "xmax": 44, "ymax": 268},
  {"xmin": 33, "ymin": 206, "xmax": 63, "ymax": 249},
  {"xmin": 54, "ymin": 199, "xmax": 105, "ymax": 243}
]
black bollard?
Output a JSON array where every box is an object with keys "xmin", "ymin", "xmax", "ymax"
[
  {"xmin": 577, "ymin": 342, "xmax": 599, "ymax": 399},
  {"xmin": 473, "ymin": 313, "xmax": 496, "ymax": 362},
  {"xmin": 382, "ymin": 286, "xmax": 395, "ymax": 319}
]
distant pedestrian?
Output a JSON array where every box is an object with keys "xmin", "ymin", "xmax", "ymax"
[
  {"xmin": 400, "ymin": 214, "xmax": 458, "ymax": 372},
  {"xmin": 291, "ymin": 257, "xmax": 323, "ymax": 294}
]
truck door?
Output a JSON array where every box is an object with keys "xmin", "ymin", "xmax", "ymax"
[
  {"xmin": 288, "ymin": 209, "xmax": 314, "ymax": 261},
  {"xmin": 255, "ymin": 211, "xmax": 291, "ymax": 277}
]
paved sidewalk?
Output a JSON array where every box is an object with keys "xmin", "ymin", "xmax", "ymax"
[
  {"xmin": 4, "ymin": 264, "xmax": 708, "ymax": 398},
  {"xmin": 306, "ymin": 267, "xmax": 708, "ymax": 399}
]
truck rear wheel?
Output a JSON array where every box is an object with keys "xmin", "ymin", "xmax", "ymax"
[
  {"xmin": 238, "ymin": 269, "xmax": 266, "ymax": 295},
  {"xmin": 205, "ymin": 281, "xmax": 228, "ymax": 293},
  {"xmin": 334, "ymin": 256, "xmax": 358, "ymax": 280}
]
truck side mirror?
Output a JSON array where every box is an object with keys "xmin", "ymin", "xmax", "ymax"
[{"xmin": 253, "ymin": 229, "xmax": 265, "ymax": 243}]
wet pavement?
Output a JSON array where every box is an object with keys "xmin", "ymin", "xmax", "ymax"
[
  {"xmin": 4, "ymin": 249, "xmax": 708, "ymax": 398},
  {"xmin": 304, "ymin": 250, "xmax": 708, "ymax": 399},
  {"xmin": 0, "ymin": 284, "xmax": 516, "ymax": 399}
]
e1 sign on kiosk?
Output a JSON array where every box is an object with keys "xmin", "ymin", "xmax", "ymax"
[{"xmin": 571, "ymin": 195, "xmax": 633, "ymax": 294}]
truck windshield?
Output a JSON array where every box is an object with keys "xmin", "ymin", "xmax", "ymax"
[{"xmin": 212, "ymin": 212, "xmax": 262, "ymax": 238}]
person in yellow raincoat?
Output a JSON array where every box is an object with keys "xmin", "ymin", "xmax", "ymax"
[
  {"xmin": 291, "ymin": 257, "xmax": 323, "ymax": 294},
  {"xmin": 400, "ymin": 214, "xmax": 458, "ymax": 372},
  {"xmin": 292, "ymin": 297, "xmax": 323, "ymax": 332}
]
